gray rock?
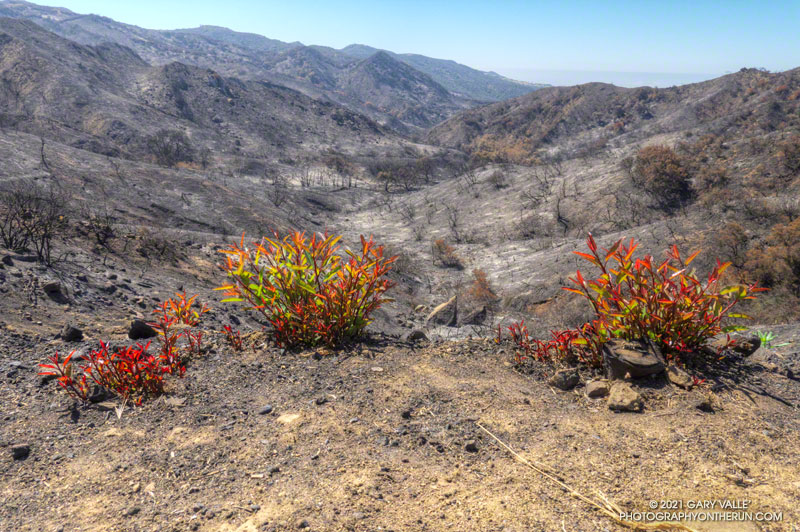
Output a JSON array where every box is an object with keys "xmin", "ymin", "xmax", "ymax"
[
  {"xmin": 548, "ymin": 368, "xmax": 580, "ymax": 391},
  {"xmin": 464, "ymin": 440, "xmax": 479, "ymax": 453},
  {"xmin": 297, "ymin": 519, "xmax": 310, "ymax": 529},
  {"xmin": 128, "ymin": 319, "xmax": 157, "ymax": 340},
  {"xmin": 60, "ymin": 324, "xmax": 83, "ymax": 342},
  {"xmin": 607, "ymin": 382, "xmax": 643, "ymax": 412},
  {"xmin": 603, "ymin": 339, "xmax": 665, "ymax": 379},
  {"xmin": 585, "ymin": 379, "xmax": 610, "ymax": 398},
  {"xmin": 426, "ymin": 295, "xmax": 457, "ymax": 327},
  {"xmin": 258, "ymin": 404, "xmax": 274, "ymax": 415},
  {"xmin": 11, "ymin": 444, "xmax": 30, "ymax": 460},
  {"xmin": 666, "ymin": 364, "xmax": 693, "ymax": 389},
  {"xmin": 123, "ymin": 506, "xmax": 141, "ymax": 517},
  {"xmin": 1, "ymin": 255, "xmax": 13, "ymax": 266}
]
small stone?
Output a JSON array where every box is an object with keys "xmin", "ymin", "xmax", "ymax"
[
  {"xmin": 42, "ymin": 280, "xmax": 61, "ymax": 295},
  {"xmin": 585, "ymin": 379, "xmax": 610, "ymax": 398},
  {"xmin": 128, "ymin": 319, "xmax": 157, "ymax": 340},
  {"xmin": 269, "ymin": 465, "xmax": 280, "ymax": 474},
  {"xmin": 370, "ymin": 366, "xmax": 384, "ymax": 372},
  {"xmin": 607, "ymin": 382, "xmax": 643, "ymax": 412},
  {"xmin": 404, "ymin": 329, "xmax": 428, "ymax": 342},
  {"xmin": 464, "ymin": 440, "xmax": 479, "ymax": 453},
  {"xmin": 123, "ymin": 506, "xmax": 141, "ymax": 517},
  {"xmin": 666, "ymin": 365, "xmax": 694, "ymax": 389},
  {"xmin": 730, "ymin": 335, "xmax": 761, "ymax": 356},
  {"xmin": 401, "ymin": 408, "xmax": 412, "ymax": 419},
  {"xmin": 60, "ymin": 324, "xmax": 83, "ymax": 342},
  {"xmin": 694, "ymin": 396, "xmax": 714, "ymax": 412},
  {"xmin": 101, "ymin": 282, "xmax": 117, "ymax": 294},
  {"xmin": 314, "ymin": 396, "xmax": 327, "ymax": 405},
  {"xmin": 548, "ymin": 368, "xmax": 580, "ymax": 391},
  {"xmin": 250, "ymin": 504, "xmax": 261, "ymax": 512},
  {"xmin": 258, "ymin": 404, "xmax": 274, "ymax": 415},
  {"xmin": 297, "ymin": 519, "xmax": 310, "ymax": 529},
  {"xmin": 11, "ymin": 444, "xmax": 30, "ymax": 460},
  {"xmin": 188, "ymin": 486, "xmax": 200, "ymax": 494}
]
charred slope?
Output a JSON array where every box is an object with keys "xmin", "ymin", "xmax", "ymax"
[
  {"xmin": 0, "ymin": 17, "xmax": 388, "ymax": 161},
  {"xmin": 427, "ymin": 68, "xmax": 800, "ymax": 161}
]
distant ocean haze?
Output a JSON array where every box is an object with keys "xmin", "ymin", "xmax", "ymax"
[{"xmin": 498, "ymin": 69, "xmax": 722, "ymax": 88}]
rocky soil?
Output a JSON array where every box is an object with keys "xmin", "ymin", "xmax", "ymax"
[{"xmin": 1, "ymin": 238, "xmax": 799, "ymax": 531}]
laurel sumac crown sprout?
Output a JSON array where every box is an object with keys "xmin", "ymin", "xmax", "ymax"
[
  {"xmin": 503, "ymin": 234, "xmax": 765, "ymax": 367},
  {"xmin": 216, "ymin": 231, "xmax": 396, "ymax": 349},
  {"xmin": 39, "ymin": 293, "xmax": 208, "ymax": 405}
]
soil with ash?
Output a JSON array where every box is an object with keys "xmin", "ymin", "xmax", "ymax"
[{"xmin": 2, "ymin": 325, "xmax": 800, "ymax": 532}]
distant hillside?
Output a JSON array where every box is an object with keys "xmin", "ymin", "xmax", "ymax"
[
  {"xmin": 428, "ymin": 68, "xmax": 800, "ymax": 163},
  {"xmin": 0, "ymin": 0, "xmax": 545, "ymax": 129},
  {"xmin": 340, "ymin": 44, "xmax": 547, "ymax": 101},
  {"xmin": 0, "ymin": 17, "xmax": 387, "ymax": 161}
]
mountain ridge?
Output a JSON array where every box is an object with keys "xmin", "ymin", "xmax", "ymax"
[{"xmin": 0, "ymin": 0, "xmax": 546, "ymax": 129}]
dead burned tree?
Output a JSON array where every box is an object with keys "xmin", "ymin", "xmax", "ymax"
[
  {"xmin": 0, "ymin": 180, "xmax": 68, "ymax": 265},
  {"xmin": 39, "ymin": 137, "xmax": 51, "ymax": 172},
  {"xmin": 446, "ymin": 205, "xmax": 462, "ymax": 242}
]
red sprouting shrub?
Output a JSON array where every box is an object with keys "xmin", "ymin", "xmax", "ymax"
[
  {"xmin": 40, "ymin": 293, "xmax": 208, "ymax": 405},
  {"xmin": 39, "ymin": 342, "xmax": 166, "ymax": 406},
  {"xmin": 216, "ymin": 231, "xmax": 396, "ymax": 349},
  {"xmin": 151, "ymin": 291, "xmax": 209, "ymax": 362},
  {"xmin": 502, "ymin": 235, "xmax": 764, "ymax": 367},
  {"xmin": 222, "ymin": 325, "xmax": 243, "ymax": 351}
]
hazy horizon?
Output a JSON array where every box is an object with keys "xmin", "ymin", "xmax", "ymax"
[{"xmin": 498, "ymin": 69, "xmax": 725, "ymax": 88}]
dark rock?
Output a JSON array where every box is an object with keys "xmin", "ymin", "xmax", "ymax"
[
  {"xmin": 87, "ymin": 385, "xmax": 110, "ymax": 403},
  {"xmin": 404, "ymin": 329, "xmax": 428, "ymax": 343},
  {"xmin": 297, "ymin": 519, "xmax": 310, "ymax": 529},
  {"xmin": 730, "ymin": 335, "xmax": 761, "ymax": 356},
  {"xmin": 585, "ymin": 379, "xmax": 610, "ymax": 398},
  {"xmin": 426, "ymin": 295, "xmax": 457, "ymax": 327},
  {"xmin": 42, "ymin": 280, "xmax": 61, "ymax": 295},
  {"xmin": 607, "ymin": 382, "xmax": 643, "ymax": 412},
  {"xmin": 258, "ymin": 404, "xmax": 273, "ymax": 415},
  {"xmin": 548, "ymin": 368, "xmax": 580, "ymax": 390},
  {"xmin": 694, "ymin": 396, "xmax": 714, "ymax": 412},
  {"xmin": 128, "ymin": 319, "xmax": 157, "ymax": 340},
  {"xmin": 666, "ymin": 364, "xmax": 693, "ymax": 389},
  {"xmin": 269, "ymin": 465, "xmax": 280, "ymax": 474},
  {"xmin": 101, "ymin": 282, "xmax": 117, "ymax": 294},
  {"xmin": 603, "ymin": 338, "xmax": 665, "ymax": 379},
  {"xmin": 123, "ymin": 506, "xmax": 141, "ymax": 517},
  {"xmin": 1, "ymin": 255, "xmax": 13, "ymax": 266},
  {"xmin": 60, "ymin": 324, "xmax": 84, "ymax": 342},
  {"xmin": 460, "ymin": 305, "xmax": 487, "ymax": 326},
  {"xmin": 314, "ymin": 396, "xmax": 327, "ymax": 405},
  {"xmin": 401, "ymin": 408, "xmax": 412, "ymax": 419},
  {"xmin": 464, "ymin": 440, "xmax": 479, "ymax": 453},
  {"xmin": 11, "ymin": 444, "xmax": 30, "ymax": 460}
]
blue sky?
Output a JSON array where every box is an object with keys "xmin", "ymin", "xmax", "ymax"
[{"xmin": 42, "ymin": 0, "xmax": 800, "ymax": 87}]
